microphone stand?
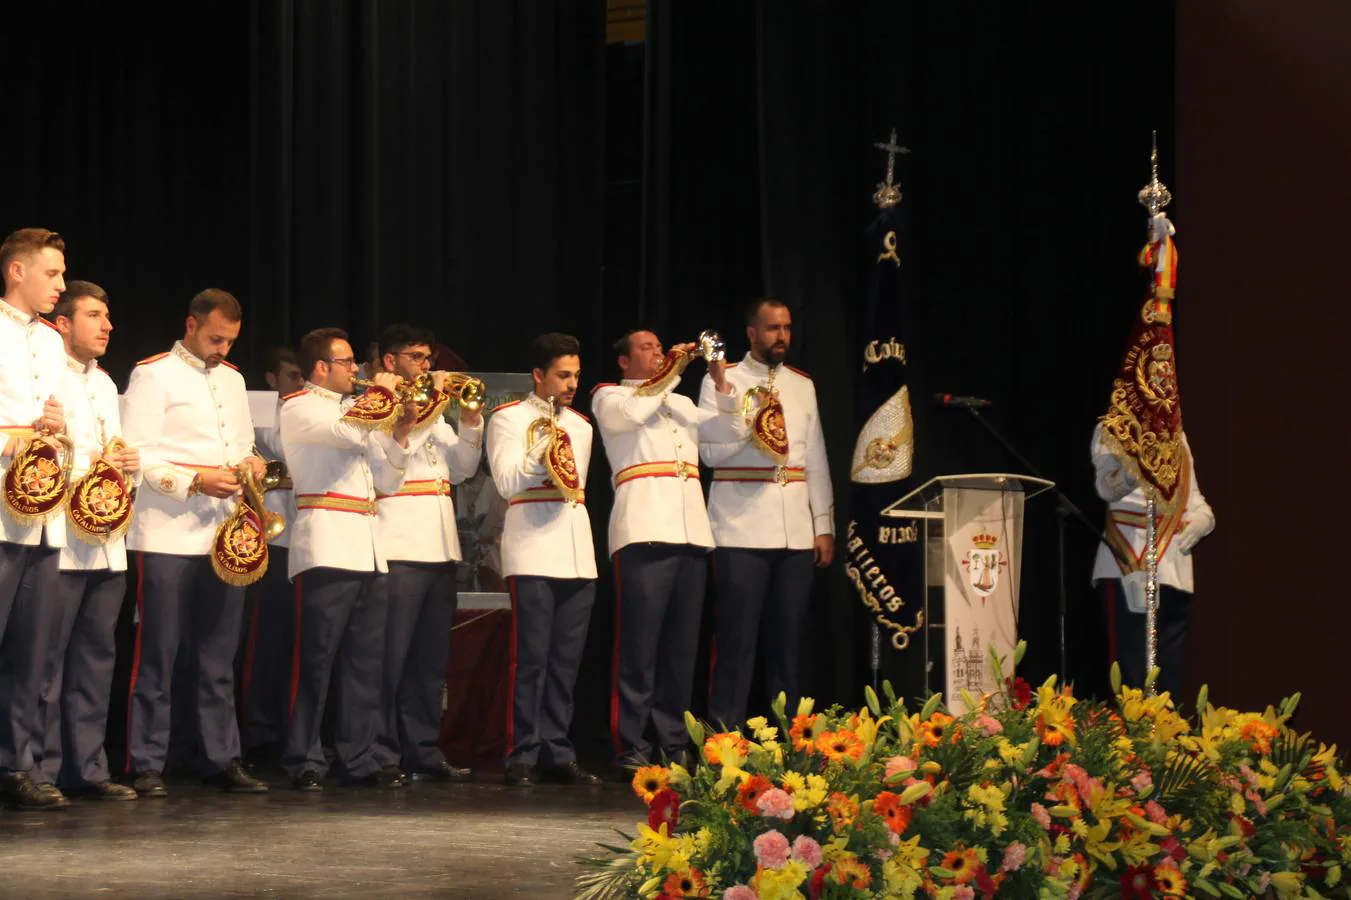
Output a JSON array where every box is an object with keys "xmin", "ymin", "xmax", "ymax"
[{"xmin": 960, "ymin": 406, "xmax": 1132, "ymax": 681}]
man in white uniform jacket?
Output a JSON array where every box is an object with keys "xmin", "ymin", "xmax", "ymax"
[
  {"xmin": 593, "ymin": 329, "xmax": 742, "ymax": 769},
  {"xmin": 487, "ymin": 332, "xmax": 601, "ymax": 787},
  {"xmin": 35, "ymin": 283, "xmax": 140, "ymax": 801},
  {"xmin": 239, "ymin": 346, "xmax": 303, "ymax": 759},
  {"xmin": 122, "ymin": 289, "xmax": 269, "ymax": 797},
  {"xmin": 698, "ymin": 298, "xmax": 835, "ymax": 729},
  {"xmin": 371, "ymin": 324, "xmax": 482, "ymax": 782},
  {"xmin": 1091, "ymin": 423, "xmax": 1214, "ymax": 697},
  {"xmin": 0, "ymin": 228, "xmax": 73, "ymax": 810},
  {"xmin": 280, "ymin": 327, "xmax": 419, "ymax": 791}
]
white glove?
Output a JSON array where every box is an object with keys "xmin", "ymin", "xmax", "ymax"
[
  {"xmin": 1175, "ymin": 502, "xmax": 1215, "ymax": 555},
  {"xmin": 1093, "ymin": 458, "xmax": 1138, "ymax": 502},
  {"xmin": 1121, "ymin": 571, "xmax": 1147, "ymax": 614}
]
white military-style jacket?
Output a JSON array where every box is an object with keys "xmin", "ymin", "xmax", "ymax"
[
  {"xmin": 1090, "ymin": 424, "xmax": 1214, "ymax": 598},
  {"xmin": 486, "ymin": 393, "xmax": 596, "ymax": 580},
  {"xmin": 698, "ymin": 353, "xmax": 834, "ymax": 551},
  {"xmin": 254, "ymin": 409, "xmax": 295, "ymax": 552},
  {"xmin": 593, "ymin": 376, "xmax": 743, "ymax": 556},
  {"xmin": 0, "ymin": 301, "xmax": 70, "ymax": 548},
  {"xmin": 280, "ymin": 383, "xmax": 418, "ymax": 579},
  {"xmin": 376, "ymin": 417, "xmax": 483, "ymax": 564},
  {"xmin": 123, "ymin": 342, "xmax": 255, "ymax": 556},
  {"xmin": 59, "ymin": 356, "xmax": 140, "ymax": 572}
]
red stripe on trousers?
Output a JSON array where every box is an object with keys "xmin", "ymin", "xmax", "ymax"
[
  {"xmin": 123, "ymin": 553, "xmax": 146, "ymax": 774},
  {"xmin": 287, "ymin": 575, "xmax": 304, "ymax": 722},
  {"xmin": 609, "ymin": 552, "xmax": 624, "ymax": 757},
  {"xmin": 1105, "ymin": 579, "xmax": 1118, "ymax": 666},
  {"xmin": 505, "ymin": 577, "xmax": 519, "ymax": 757}
]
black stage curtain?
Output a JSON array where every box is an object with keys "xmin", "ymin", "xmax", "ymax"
[{"xmin": 8, "ymin": 0, "xmax": 1175, "ymax": 762}]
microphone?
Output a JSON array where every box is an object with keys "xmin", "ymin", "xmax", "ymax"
[{"xmin": 932, "ymin": 393, "xmax": 992, "ymax": 409}]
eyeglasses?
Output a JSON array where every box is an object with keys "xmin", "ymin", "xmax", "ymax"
[
  {"xmin": 397, "ymin": 351, "xmax": 433, "ymax": 365},
  {"xmin": 324, "ymin": 357, "xmax": 357, "ymax": 369}
]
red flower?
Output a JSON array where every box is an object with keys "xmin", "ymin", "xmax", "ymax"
[
  {"xmin": 1231, "ymin": 814, "xmax": 1256, "ymax": 839},
  {"xmin": 1121, "ymin": 864, "xmax": 1155, "ymax": 899},
  {"xmin": 648, "ymin": 788, "xmax": 680, "ymax": 832},
  {"xmin": 1006, "ymin": 676, "xmax": 1032, "ymax": 710},
  {"xmin": 737, "ymin": 775, "xmax": 773, "ymax": 812},
  {"xmin": 1159, "ymin": 836, "xmax": 1186, "ymax": 864},
  {"xmin": 808, "ymin": 864, "xmax": 829, "ymax": 900}
]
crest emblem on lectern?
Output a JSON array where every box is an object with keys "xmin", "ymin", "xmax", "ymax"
[{"xmin": 961, "ymin": 533, "xmax": 1007, "ymax": 600}]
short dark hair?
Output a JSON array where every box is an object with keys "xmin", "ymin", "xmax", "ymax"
[
  {"xmin": 611, "ymin": 328, "xmax": 649, "ymax": 365},
  {"xmin": 744, "ymin": 296, "xmax": 787, "ymax": 326},
  {"xmin": 529, "ymin": 332, "xmax": 581, "ymax": 374},
  {"xmin": 378, "ymin": 323, "xmax": 437, "ymax": 361},
  {"xmin": 298, "ymin": 327, "xmax": 349, "ymax": 378},
  {"xmin": 52, "ymin": 280, "xmax": 109, "ymax": 321},
  {"xmin": 1, "ymin": 228, "xmax": 66, "ymax": 290},
  {"xmin": 189, "ymin": 288, "xmax": 243, "ymax": 323},
  {"xmin": 263, "ymin": 345, "xmax": 299, "ymax": 377}
]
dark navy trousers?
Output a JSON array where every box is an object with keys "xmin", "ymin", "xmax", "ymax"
[{"xmin": 0, "ymin": 541, "xmax": 62, "ymax": 780}]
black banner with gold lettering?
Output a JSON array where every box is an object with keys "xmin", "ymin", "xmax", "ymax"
[{"xmin": 845, "ymin": 138, "xmax": 929, "ymax": 699}]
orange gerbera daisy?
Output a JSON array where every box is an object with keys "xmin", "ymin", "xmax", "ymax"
[
  {"xmin": 631, "ymin": 765, "xmax": 670, "ymax": 803},
  {"xmin": 940, "ymin": 846, "xmax": 982, "ymax": 885},
  {"xmin": 737, "ymin": 774, "xmax": 773, "ymax": 812},
  {"xmin": 829, "ymin": 855, "xmax": 872, "ymax": 890},
  {"xmin": 917, "ymin": 712, "xmax": 955, "ymax": 748},
  {"xmin": 817, "ymin": 729, "xmax": 865, "ymax": 763},
  {"xmin": 871, "ymin": 791, "xmax": 913, "ymax": 835},
  {"xmin": 1241, "ymin": 720, "xmax": 1279, "ymax": 755},
  {"xmin": 789, "ymin": 713, "xmax": 821, "ymax": 751},
  {"xmin": 703, "ymin": 732, "xmax": 750, "ymax": 766},
  {"xmin": 827, "ymin": 791, "xmax": 859, "ymax": 831},
  {"xmin": 659, "ymin": 868, "xmax": 709, "ymax": 899},
  {"xmin": 1153, "ymin": 863, "xmax": 1187, "ymax": 897}
]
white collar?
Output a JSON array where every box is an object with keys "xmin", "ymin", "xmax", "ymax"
[
  {"xmin": 66, "ymin": 355, "xmax": 97, "ymax": 376},
  {"xmin": 0, "ymin": 298, "xmax": 39, "ymax": 327},
  {"xmin": 620, "ymin": 378, "xmax": 644, "ymax": 387},
  {"xmin": 739, "ymin": 352, "xmax": 779, "ymax": 378},
  {"xmin": 526, "ymin": 392, "xmax": 555, "ymax": 416},
  {"xmin": 172, "ymin": 341, "xmax": 210, "ymax": 371},
  {"xmin": 304, "ymin": 380, "xmax": 344, "ymax": 402}
]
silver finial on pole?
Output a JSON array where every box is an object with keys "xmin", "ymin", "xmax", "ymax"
[
  {"xmin": 872, "ymin": 127, "xmax": 910, "ymax": 209},
  {"xmin": 1137, "ymin": 131, "xmax": 1173, "ymax": 216}
]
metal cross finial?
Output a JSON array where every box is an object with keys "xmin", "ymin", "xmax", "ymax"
[
  {"xmin": 872, "ymin": 127, "xmax": 910, "ymax": 209},
  {"xmin": 1137, "ymin": 130, "xmax": 1173, "ymax": 216}
]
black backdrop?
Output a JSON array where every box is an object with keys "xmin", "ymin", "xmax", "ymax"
[{"xmin": 8, "ymin": 0, "xmax": 1174, "ymax": 761}]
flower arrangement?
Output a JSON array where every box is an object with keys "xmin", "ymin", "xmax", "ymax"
[{"xmin": 576, "ymin": 642, "xmax": 1351, "ymax": 899}]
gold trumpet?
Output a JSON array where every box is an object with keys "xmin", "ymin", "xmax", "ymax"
[
  {"xmin": 354, "ymin": 372, "xmax": 486, "ymax": 412},
  {"xmin": 437, "ymin": 372, "xmax": 487, "ymax": 413}
]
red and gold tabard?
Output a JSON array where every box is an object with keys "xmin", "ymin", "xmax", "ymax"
[
  {"xmin": 3, "ymin": 432, "xmax": 74, "ymax": 526},
  {"xmin": 541, "ymin": 426, "xmax": 584, "ymax": 504},
  {"xmin": 750, "ymin": 394, "xmax": 789, "ymax": 465},
  {"xmin": 67, "ymin": 442, "xmax": 134, "ymax": 545},
  {"xmin": 342, "ymin": 384, "xmax": 401, "ymax": 430},
  {"xmin": 1099, "ymin": 212, "xmax": 1188, "ymax": 516},
  {"xmin": 634, "ymin": 349, "xmax": 691, "ymax": 397},
  {"xmin": 210, "ymin": 497, "xmax": 269, "ymax": 585}
]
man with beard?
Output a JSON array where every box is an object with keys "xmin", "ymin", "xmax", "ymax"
[
  {"xmin": 36, "ymin": 282, "xmax": 140, "ymax": 800},
  {"xmin": 371, "ymin": 323, "xmax": 482, "ymax": 782},
  {"xmin": 281, "ymin": 328, "xmax": 420, "ymax": 791},
  {"xmin": 593, "ymin": 330, "xmax": 742, "ymax": 770},
  {"xmin": 698, "ymin": 297, "xmax": 834, "ymax": 729},
  {"xmin": 487, "ymin": 333, "xmax": 600, "ymax": 787},
  {"xmin": 0, "ymin": 228, "xmax": 72, "ymax": 809},
  {"xmin": 122, "ymin": 289, "xmax": 269, "ymax": 797}
]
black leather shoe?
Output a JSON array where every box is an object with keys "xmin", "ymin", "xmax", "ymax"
[
  {"xmin": 131, "ymin": 771, "xmax": 167, "ymax": 798},
  {"xmin": 2, "ymin": 773, "xmax": 69, "ymax": 810},
  {"xmin": 541, "ymin": 761, "xmax": 603, "ymax": 786},
  {"xmin": 207, "ymin": 759, "xmax": 269, "ymax": 794},
  {"xmin": 291, "ymin": 770, "xmax": 324, "ymax": 792},
  {"xmin": 420, "ymin": 761, "xmax": 472, "ymax": 782},
  {"xmin": 504, "ymin": 763, "xmax": 535, "ymax": 787},
  {"xmin": 76, "ymin": 781, "xmax": 138, "ymax": 801},
  {"xmin": 378, "ymin": 765, "xmax": 408, "ymax": 788}
]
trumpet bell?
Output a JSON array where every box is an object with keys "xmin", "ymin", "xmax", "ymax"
[
  {"xmin": 697, "ymin": 329, "xmax": 726, "ymax": 362},
  {"xmin": 444, "ymin": 373, "xmax": 487, "ymax": 413}
]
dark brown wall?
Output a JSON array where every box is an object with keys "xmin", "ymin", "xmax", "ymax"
[{"xmin": 1178, "ymin": 1, "xmax": 1351, "ymax": 744}]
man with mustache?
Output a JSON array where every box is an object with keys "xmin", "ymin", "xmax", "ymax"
[
  {"xmin": 699, "ymin": 297, "xmax": 835, "ymax": 729},
  {"xmin": 122, "ymin": 289, "xmax": 269, "ymax": 797},
  {"xmin": 35, "ymin": 281, "xmax": 139, "ymax": 801},
  {"xmin": 0, "ymin": 228, "xmax": 73, "ymax": 809},
  {"xmin": 487, "ymin": 332, "xmax": 600, "ymax": 787}
]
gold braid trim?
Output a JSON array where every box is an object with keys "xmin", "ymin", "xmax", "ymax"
[{"xmin": 844, "ymin": 521, "xmax": 924, "ymax": 651}]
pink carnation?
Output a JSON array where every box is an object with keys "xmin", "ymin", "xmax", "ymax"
[
  {"xmin": 952, "ymin": 886, "xmax": 976, "ymax": 900},
  {"xmin": 975, "ymin": 713, "xmax": 1003, "ymax": 736},
  {"xmin": 884, "ymin": 755, "xmax": 916, "ymax": 780},
  {"xmin": 756, "ymin": 787, "xmax": 794, "ymax": 820},
  {"xmin": 1031, "ymin": 802, "xmax": 1052, "ymax": 829},
  {"xmin": 753, "ymin": 830, "xmax": 791, "ymax": 869},
  {"xmin": 1145, "ymin": 800, "xmax": 1168, "ymax": 825},
  {"xmin": 791, "ymin": 835, "xmax": 822, "ymax": 868},
  {"xmin": 1131, "ymin": 771, "xmax": 1154, "ymax": 793},
  {"xmin": 723, "ymin": 887, "xmax": 757, "ymax": 900},
  {"xmin": 1000, "ymin": 841, "xmax": 1027, "ymax": 873}
]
